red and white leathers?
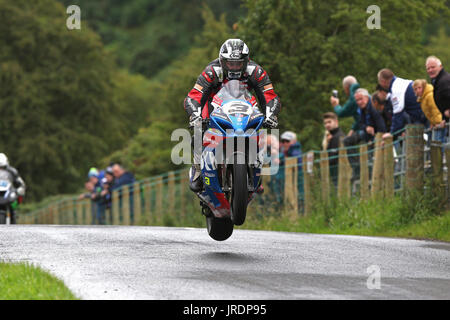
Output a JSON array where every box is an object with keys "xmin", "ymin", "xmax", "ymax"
[{"xmin": 184, "ymin": 59, "xmax": 281, "ymax": 120}]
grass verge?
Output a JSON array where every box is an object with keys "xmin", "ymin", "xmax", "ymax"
[
  {"xmin": 241, "ymin": 192, "xmax": 450, "ymax": 242},
  {"xmin": 0, "ymin": 262, "xmax": 78, "ymax": 300}
]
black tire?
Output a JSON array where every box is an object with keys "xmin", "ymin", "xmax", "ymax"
[
  {"xmin": 206, "ymin": 215, "xmax": 234, "ymax": 241},
  {"xmin": 231, "ymin": 162, "xmax": 248, "ymax": 226}
]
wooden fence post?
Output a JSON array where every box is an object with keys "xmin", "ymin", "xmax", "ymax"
[
  {"xmin": 144, "ymin": 183, "xmax": 152, "ymax": 224},
  {"xmin": 179, "ymin": 171, "xmax": 189, "ymax": 221},
  {"xmin": 337, "ymin": 139, "xmax": 351, "ymax": 200},
  {"xmin": 319, "ymin": 151, "xmax": 330, "ymax": 204},
  {"xmin": 405, "ymin": 125, "xmax": 424, "ymax": 193},
  {"xmin": 53, "ymin": 203, "xmax": 60, "ymax": 225},
  {"xmin": 430, "ymin": 141, "xmax": 444, "ymax": 198},
  {"xmin": 359, "ymin": 144, "xmax": 370, "ymax": 200},
  {"xmin": 156, "ymin": 176, "xmax": 163, "ymax": 216},
  {"xmin": 133, "ymin": 182, "xmax": 142, "ymax": 225},
  {"xmin": 75, "ymin": 199, "xmax": 82, "ymax": 225},
  {"xmin": 168, "ymin": 171, "xmax": 176, "ymax": 215},
  {"xmin": 112, "ymin": 190, "xmax": 120, "ymax": 225},
  {"xmin": 122, "ymin": 185, "xmax": 130, "ymax": 225},
  {"xmin": 86, "ymin": 199, "xmax": 92, "ymax": 225},
  {"xmin": 68, "ymin": 200, "xmax": 75, "ymax": 225},
  {"xmin": 284, "ymin": 157, "xmax": 298, "ymax": 217},
  {"xmin": 371, "ymin": 133, "xmax": 385, "ymax": 199},
  {"xmin": 302, "ymin": 154, "xmax": 312, "ymax": 215},
  {"xmin": 383, "ymin": 136, "xmax": 395, "ymax": 198}
]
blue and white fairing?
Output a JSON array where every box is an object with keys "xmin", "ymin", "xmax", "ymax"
[{"xmin": 197, "ymin": 80, "xmax": 265, "ymax": 218}]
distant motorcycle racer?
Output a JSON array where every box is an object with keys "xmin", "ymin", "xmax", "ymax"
[{"xmin": 0, "ymin": 153, "xmax": 26, "ymax": 224}]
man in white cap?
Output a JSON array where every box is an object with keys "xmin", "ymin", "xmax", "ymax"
[{"xmin": 280, "ymin": 131, "xmax": 302, "ymax": 163}]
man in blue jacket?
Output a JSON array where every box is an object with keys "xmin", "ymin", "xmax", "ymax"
[
  {"xmin": 344, "ymin": 88, "xmax": 387, "ymax": 180},
  {"xmin": 112, "ymin": 163, "xmax": 136, "ymax": 223},
  {"xmin": 279, "ymin": 131, "xmax": 303, "ymax": 203}
]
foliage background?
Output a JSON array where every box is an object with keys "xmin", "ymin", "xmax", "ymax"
[{"xmin": 0, "ymin": 0, "xmax": 449, "ymax": 201}]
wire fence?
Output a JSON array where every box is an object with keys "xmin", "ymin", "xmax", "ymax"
[{"xmin": 19, "ymin": 124, "xmax": 450, "ymax": 225}]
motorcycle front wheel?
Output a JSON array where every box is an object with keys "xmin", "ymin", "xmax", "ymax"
[
  {"xmin": 206, "ymin": 215, "xmax": 234, "ymax": 241},
  {"xmin": 231, "ymin": 162, "xmax": 248, "ymax": 226}
]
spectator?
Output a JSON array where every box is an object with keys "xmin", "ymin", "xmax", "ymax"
[
  {"xmin": 279, "ymin": 131, "xmax": 302, "ymax": 163},
  {"xmin": 330, "ymin": 75, "xmax": 361, "ymax": 135},
  {"xmin": 412, "ymin": 79, "xmax": 443, "ymax": 143},
  {"xmin": 345, "ymin": 88, "xmax": 386, "ymax": 145},
  {"xmin": 100, "ymin": 166, "xmax": 115, "ymax": 224},
  {"xmin": 111, "ymin": 163, "xmax": 135, "ymax": 189},
  {"xmin": 87, "ymin": 167, "xmax": 106, "ymax": 225},
  {"xmin": 344, "ymin": 88, "xmax": 387, "ymax": 179},
  {"xmin": 279, "ymin": 131, "xmax": 303, "ymax": 200},
  {"xmin": 426, "ymin": 56, "xmax": 450, "ymax": 139},
  {"xmin": 377, "ymin": 68, "xmax": 427, "ymax": 136},
  {"xmin": 372, "ymin": 91, "xmax": 393, "ymax": 131},
  {"xmin": 111, "ymin": 163, "xmax": 136, "ymax": 223},
  {"xmin": 78, "ymin": 180, "xmax": 94, "ymax": 200},
  {"xmin": 322, "ymin": 112, "xmax": 345, "ymax": 184}
]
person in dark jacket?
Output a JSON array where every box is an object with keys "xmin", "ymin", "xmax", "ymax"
[
  {"xmin": 111, "ymin": 163, "xmax": 136, "ymax": 223},
  {"xmin": 100, "ymin": 166, "xmax": 115, "ymax": 224},
  {"xmin": 377, "ymin": 68, "xmax": 427, "ymax": 135},
  {"xmin": 426, "ymin": 56, "xmax": 450, "ymax": 126},
  {"xmin": 280, "ymin": 131, "xmax": 302, "ymax": 162},
  {"xmin": 357, "ymin": 89, "xmax": 387, "ymax": 137},
  {"xmin": 279, "ymin": 131, "xmax": 303, "ymax": 199},
  {"xmin": 112, "ymin": 164, "xmax": 135, "ymax": 189},
  {"xmin": 344, "ymin": 88, "xmax": 387, "ymax": 180},
  {"xmin": 322, "ymin": 112, "xmax": 345, "ymax": 185},
  {"xmin": 345, "ymin": 88, "xmax": 386, "ymax": 146},
  {"xmin": 372, "ymin": 90, "xmax": 393, "ymax": 131}
]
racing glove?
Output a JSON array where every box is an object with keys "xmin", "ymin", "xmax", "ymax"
[{"xmin": 263, "ymin": 115, "xmax": 278, "ymax": 129}]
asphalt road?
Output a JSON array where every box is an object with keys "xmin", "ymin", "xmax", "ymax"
[{"xmin": 0, "ymin": 225, "xmax": 449, "ymax": 300}]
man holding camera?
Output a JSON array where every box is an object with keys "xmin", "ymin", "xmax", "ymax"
[{"xmin": 330, "ymin": 75, "xmax": 361, "ymax": 136}]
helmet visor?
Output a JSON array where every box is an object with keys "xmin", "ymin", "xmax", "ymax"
[{"xmin": 225, "ymin": 59, "xmax": 244, "ymax": 71}]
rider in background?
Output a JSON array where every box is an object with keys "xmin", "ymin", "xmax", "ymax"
[
  {"xmin": 0, "ymin": 153, "xmax": 26, "ymax": 224},
  {"xmin": 184, "ymin": 38, "xmax": 281, "ymax": 192}
]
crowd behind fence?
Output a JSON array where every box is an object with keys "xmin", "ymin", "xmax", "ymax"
[{"xmin": 19, "ymin": 124, "xmax": 450, "ymax": 226}]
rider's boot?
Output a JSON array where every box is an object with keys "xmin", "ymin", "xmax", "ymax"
[{"xmin": 189, "ymin": 163, "xmax": 203, "ymax": 193}]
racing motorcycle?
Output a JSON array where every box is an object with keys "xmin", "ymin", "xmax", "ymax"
[
  {"xmin": 192, "ymin": 80, "xmax": 266, "ymax": 241},
  {"xmin": 0, "ymin": 176, "xmax": 19, "ymax": 224}
]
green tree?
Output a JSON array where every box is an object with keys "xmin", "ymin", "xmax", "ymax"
[
  {"xmin": 238, "ymin": 0, "xmax": 449, "ymax": 150},
  {"xmin": 0, "ymin": 0, "xmax": 149, "ymax": 200},
  {"xmin": 105, "ymin": 6, "xmax": 234, "ymax": 178},
  {"xmin": 58, "ymin": 0, "xmax": 245, "ymax": 77},
  {"xmin": 426, "ymin": 27, "xmax": 450, "ymax": 66}
]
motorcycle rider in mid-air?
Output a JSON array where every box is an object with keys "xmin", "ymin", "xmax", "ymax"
[
  {"xmin": 184, "ymin": 39, "xmax": 281, "ymax": 192},
  {"xmin": 0, "ymin": 153, "xmax": 26, "ymax": 224}
]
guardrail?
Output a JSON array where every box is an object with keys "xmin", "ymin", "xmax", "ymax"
[{"xmin": 20, "ymin": 124, "xmax": 450, "ymax": 225}]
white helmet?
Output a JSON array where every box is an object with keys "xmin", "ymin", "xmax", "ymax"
[{"xmin": 0, "ymin": 153, "xmax": 8, "ymax": 167}]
